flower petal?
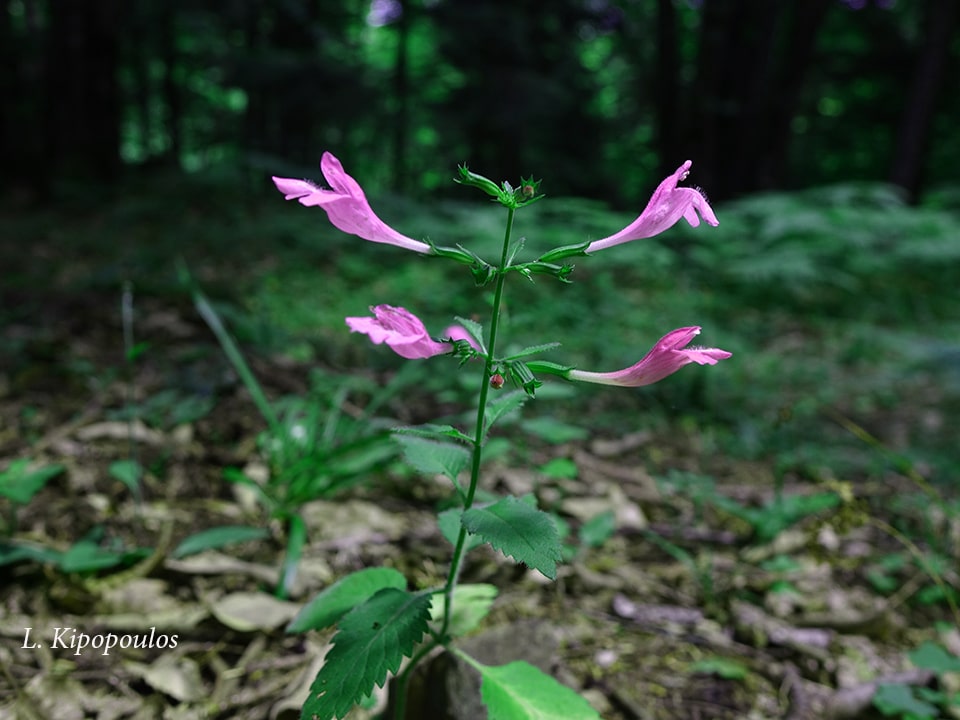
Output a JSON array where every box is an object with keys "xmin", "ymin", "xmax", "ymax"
[
  {"xmin": 346, "ymin": 305, "xmax": 452, "ymax": 360},
  {"xmin": 566, "ymin": 326, "xmax": 731, "ymax": 387},
  {"xmin": 586, "ymin": 161, "xmax": 718, "ymax": 252},
  {"xmin": 272, "ymin": 153, "xmax": 431, "ymax": 254},
  {"xmin": 271, "ymin": 177, "xmax": 330, "ymax": 204}
]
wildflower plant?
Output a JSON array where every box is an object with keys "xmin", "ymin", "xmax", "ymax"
[{"xmin": 272, "ymin": 153, "xmax": 730, "ymax": 719}]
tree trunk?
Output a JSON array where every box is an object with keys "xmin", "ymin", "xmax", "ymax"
[
  {"xmin": 655, "ymin": 0, "xmax": 680, "ymax": 179},
  {"xmin": 762, "ymin": 0, "xmax": 831, "ymax": 192},
  {"xmin": 392, "ymin": 0, "xmax": 410, "ymax": 193},
  {"xmin": 44, "ymin": 0, "xmax": 122, "ymax": 183},
  {"xmin": 161, "ymin": 2, "xmax": 182, "ymax": 165},
  {"xmin": 689, "ymin": 0, "xmax": 829, "ymax": 200},
  {"xmin": 889, "ymin": 0, "xmax": 958, "ymax": 201}
]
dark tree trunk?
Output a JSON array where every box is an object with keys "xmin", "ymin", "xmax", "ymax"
[
  {"xmin": 241, "ymin": 0, "xmax": 266, "ymax": 157},
  {"xmin": 728, "ymin": 0, "xmax": 782, "ymax": 196},
  {"xmin": 2, "ymin": 0, "xmax": 48, "ymax": 193},
  {"xmin": 689, "ymin": 0, "xmax": 829, "ymax": 200},
  {"xmin": 161, "ymin": 2, "xmax": 182, "ymax": 164},
  {"xmin": 762, "ymin": 0, "xmax": 831, "ymax": 192},
  {"xmin": 44, "ymin": 0, "xmax": 122, "ymax": 183},
  {"xmin": 392, "ymin": 0, "xmax": 410, "ymax": 193},
  {"xmin": 889, "ymin": 0, "xmax": 958, "ymax": 201},
  {"xmin": 655, "ymin": 0, "xmax": 680, "ymax": 178},
  {"xmin": 130, "ymin": 14, "xmax": 152, "ymax": 163}
]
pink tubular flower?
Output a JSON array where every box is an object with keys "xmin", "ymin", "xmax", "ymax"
[
  {"xmin": 272, "ymin": 152, "xmax": 431, "ymax": 254},
  {"xmin": 346, "ymin": 305, "xmax": 455, "ymax": 359},
  {"xmin": 586, "ymin": 161, "xmax": 718, "ymax": 253},
  {"xmin": 566, "ymin": 327, "xmax": 731, "ymax": 387}
]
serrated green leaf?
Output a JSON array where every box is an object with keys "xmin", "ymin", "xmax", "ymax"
[
  {"xmin": 0, "ymin": 460, "xmax": 65, "ymax": 504},
  {"xmin": 393, "ymin": 435, "xmax": 471, "ymax": 481},
  {"xmin": 908, "ymin": 642, "xmax": 960, "ymax": 673},
  {"xmin": 438, "ymin": 508, "xmax": 485, "ymax": 552},
  {"xmin": 476, "ymin": 660, "xmax": 601, "ymax": 720},
  {"xmin": 172, "ymin": 525, "xmax": 270, "ymax": 559},
  {"xmin": 287, "ymin": 567, "xmax": 407, "ymax": 633},
  {"xmin": 301, "ymin": 588, "xmax": 432, "ymax": 720},
  {"xmin": 392, "ymin": 424, "xmax": 475, "ymax": 445},
  {"xmin": 484, "ymin": 390, "xmax": 528, "ymax": 434},
  {"xmin": 462, "ymin": 496, "xmax": 562, "ymax": 579},
  {"xmin": 430, "ymin": 584, "xmax": 498, "ymax": 638}
]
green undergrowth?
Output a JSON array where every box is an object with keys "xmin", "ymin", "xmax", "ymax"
[{"xmin": 3, "ymin": 173, "xmax": 959, "ymax": 486}]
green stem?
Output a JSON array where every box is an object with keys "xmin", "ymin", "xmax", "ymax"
[
  {"xmin": 392, "ymin": 207, "xmax": 515, "ymax": 720},
  {"xmin": 392, "ymin": 638, "xmax": 440, "ymax": 720},
  {"xmin": 440, "ymin": 206, "xmax": 515, "ymax": 639}
]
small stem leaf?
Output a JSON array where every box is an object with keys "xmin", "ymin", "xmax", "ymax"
[
  {"xmin": 461, "ymin": 496, "xmax": 562, "ymax": 579},
  {"xmin": 393, "ymin": 435, "xmax": 471, "ymax": 482},
  {"xmin": 301, "ymin": 588, "xmax": 432, "ymax": 720},
  {"xmin": 287, "ymin": 567, "xmax": 407, "ymax": 633},
  {"xmin": 505, "ymin": 236, "xmax": 526, "ymax": 267},
  {"xmin": 429, "ymin": 583, "xmax": 498, "ymax": 638},
  {"xmin": 473, "ymin": 659, "xmax": 601, "ymax": 720},
  {"xmin": 483, "ymin": 390, "xmax": 528, "ymax": 435},
  {"xmin": 453, "ymin": 316, "xmax": 489, "ymax": 354}
]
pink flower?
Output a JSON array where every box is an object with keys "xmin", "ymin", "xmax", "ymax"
[
  {"xmin": 346, "ymin": 305, "xmax": 455, "ymax": 359},
  {"xmin": 272, "ymin": 152, "xmax": 431, "ymax": 254},
  {"xmin": 586, "ymin": 161, "xmax": 718, "ymax": 253},
  {"xmin": 566, "ymin": 327, "xmax": 731, "ymax": 387}
]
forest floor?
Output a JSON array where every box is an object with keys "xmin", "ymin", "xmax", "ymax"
[
  {"xmin": 2, "ymin": 180, "xmax": 959, "ymax": 720},
  {"xmin": 2, "ymin": 285, "xmax": 958, "ymax": 720}
]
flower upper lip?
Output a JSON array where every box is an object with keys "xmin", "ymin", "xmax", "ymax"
[
  {"xmin": 586, "ymin": 160, "xmax": 719, "ymax": 253},
  {"xmin": 272, "ymin": 152, "xmax": 432, "ymax": 254}
]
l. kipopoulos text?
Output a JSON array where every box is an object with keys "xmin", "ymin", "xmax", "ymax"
[{"xmin": 21, "ymin": 626, "xmax": 179, "ymax": 656}]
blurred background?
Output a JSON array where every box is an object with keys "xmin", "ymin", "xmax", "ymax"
[
  {"xmin": 2, "ymin": 3, "xmax": 960, "ymax": 717},
  {"xmin": 1, "ymin": 0, "xmax": 958, "ymax": 203},
  {"xmin": 2, "ymin": 1, "xmax": 958, "ymax": 477}
]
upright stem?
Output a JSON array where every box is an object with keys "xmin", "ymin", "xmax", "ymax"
[
  {"xmin": 440, "ymin": 206, "xmax": 515, "ymax": 636},
  {"xmin": 393, "ymin": 206, "xmax": 515, "ymax": 720}
]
